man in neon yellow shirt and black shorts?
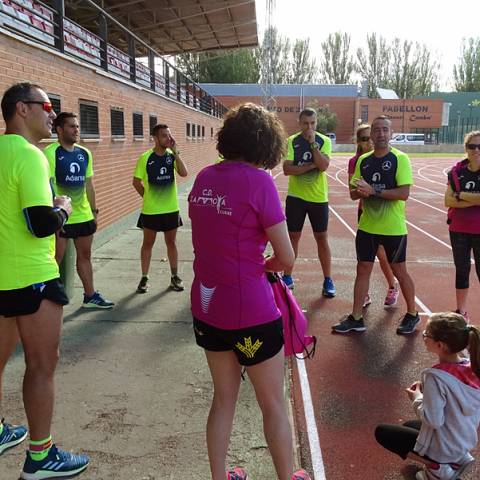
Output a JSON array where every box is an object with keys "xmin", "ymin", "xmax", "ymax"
[
  {"xmin": 332, "ymin": 116, "xmax": 419, "ymax": 335},
  {"xmin": 133, "ymin": 124, "xmax": 188, "ymax": 293},
  {"xmin": 0, "ymin": 82, "xmax": 89, "ymax": 478},
  {"xmin": 282, "ymin": 108, "xmax": 336, "ymax": 297},
  {"xmin": 44, "ymin": 112, "xmax": 114, "ymax": 309}
]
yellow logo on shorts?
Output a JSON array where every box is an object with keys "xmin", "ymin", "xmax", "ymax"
[{"xmin": 235, "ymin": 337, "xmax": 263, "ymax": 358}]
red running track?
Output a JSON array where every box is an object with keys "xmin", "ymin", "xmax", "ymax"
[{"xmin": 274, "ymin": 156, "xmax": 479, "ymax": 480}]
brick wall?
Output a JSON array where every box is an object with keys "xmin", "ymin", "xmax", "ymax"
[{"xmin": 0, "ymin": 31, "xmax": 222, "ymax": 231}]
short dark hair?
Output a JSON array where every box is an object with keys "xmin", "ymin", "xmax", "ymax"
[
  {"xmin": 299, "ymin": 107, "xmax": 317, "ymax": 120},
  {"xmin": 53, "ymin": 112, "xmax": 77, "ymax": 132},
  {"xmin": 217, "ymin": 103, "xmax": 286, "ymax": 170},
  {"xmin": 152, "ymin": 124, "xmax": 168, "ymax": 136},
  {"xmin": 1, "ymin": 82, "xmax": 43, "ymax": 121},
  {"xmin": 371, "ymin": 115, "xmax": 392, "ymax": 128}
]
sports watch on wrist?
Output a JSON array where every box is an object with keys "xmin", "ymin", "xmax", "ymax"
[
  {"xmin": 373, "ymin": 184, "xmax": 384, "ymax": 197},
  {"xmin": 92, "ymin": 208, "xmax": 99, "ymax": 214},
  {"xmin": 310, "ymin": 142, "xmax": 320, "ymax": 151}
]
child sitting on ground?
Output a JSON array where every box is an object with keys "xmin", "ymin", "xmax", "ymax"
[{"xmin": 375, "ymin": 312, "xmax": 480, "ymax": 480}]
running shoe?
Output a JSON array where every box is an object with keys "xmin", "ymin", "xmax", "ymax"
[
  {"xmin": 396, "ymin": 312, "xmax": 420, "ymax": 335},
  {"xmin": 227, "ymin": 466, "xmax": 248, "ymax": 480},
  {"xmin": 332, "ymin": 315, "xmax": 366, "ymax": 333},
  {"xmin": 136, "ymin": 276, "xmax": 149, "ymax": 293},
  {"xmin": 363, "ymin": 293, "xmax": 372, "ymax": 308},
  {"xmin": 450, "ymin": 452, "xmax": 475, "ymax": 478},
  {"xmin": 169, "ymin": 275, "xmax": 184, "ymax": 292},
  {"xmin": 322, "ymin": 277, "xmax": 336, "ymax": 298},
  {"xmin": 21, "ymin": 444, "xmax": 89, "ymax": 479},
  {"xmin": 455, "ymin": 309, "xmax": 470, "ymax": 321},
  {"xmin": 415, "ymin": 463, "xmax": 460, "ymax": 480},
  {"xmin": 282, "ymin": 274, "xmax": 295, "ymax": 290},
  {"xmin": 82, "ymin": 291, "xmax": 114, "ymax": 309},
  {"xmin": 292, "ymin": 469, "xmax": 312, "ymax": 479},
  {"xmin": 0, "ymin": 418, "xmax": 27, "ymax": 455},
  {"xmin": 384, "ymin": 282, "xmax": 400, "ymax": 307}
]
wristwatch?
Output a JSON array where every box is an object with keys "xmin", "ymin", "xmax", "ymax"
[
  {"xmin": 454, "ymin": 191, "xmax": 461, "ymax": 201},
  {"xmin": 310, "ymin": 142, "xmax": 320, "ymax": 151},
  {"xmin": 92, "ymin": 208, "xmax": 99, "ymax": 214}
]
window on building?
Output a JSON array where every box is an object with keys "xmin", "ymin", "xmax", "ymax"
[
  {"xmin": 361, "ymin": 105, "xmax": 369, "ymax": 123},
  {"xmin": 191, "ymin": 122, "xmax": 196, "ymax": 138},
  {"xmin": 202, "ymin": 125, "xmax": 205, "ymax": 138},
  {"xmin": 211, "ymin": 127, "xmax": 214, "ymax": 139},
  {"xmin": 149, "ymin": 115, "xmax": 157, "ymax": 136},
  {"xmin": 48, "ymin": 94, "xmax": 61, "ymax": 134},
  {"xmin": 133, "ymin": 112, "xmax": 143, "ymax": 137},
  {"xmin": 197, "ymin": 124, "xmax": 201, "ymax": 138},
  {"xmin": 186, "ymin": 122, "xmax": 191, "ymax": 138},
  {"xmin": 79, "ymin": 101, "xmax": 99, "ymax": 138},
  {"xmin": 110, "ymin": 108, "xmax": 125, "ymax": 137}
]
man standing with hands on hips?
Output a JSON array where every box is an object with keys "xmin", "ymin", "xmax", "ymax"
[
  {"xmin": 282, "ymin": 107, "xmax": 336, "ymax": 297},
  {"xmin": 133, "ymin": 124, "xmax": 188, "ymax": 293},
  {"xmin": 333, "ymin": 115, "xmax": 418, "ymax": 335},
  {"xmin": 44, "ymin": 112, "xmax": 114, "ymax": 309}
]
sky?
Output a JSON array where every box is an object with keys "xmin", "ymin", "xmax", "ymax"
[{"xmin": 255, "ymin": 0, "xmax": 470, "ymax": 91}]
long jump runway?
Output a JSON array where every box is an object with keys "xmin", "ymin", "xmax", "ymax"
[{"xmin": 274, "ymin": 156, "xmax": 479, "ymax": 480}]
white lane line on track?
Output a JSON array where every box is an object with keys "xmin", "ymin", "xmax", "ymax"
[
  {"xmin": 412, "ymin": 184, "xmax": 444, "ymax": 197},
  {"xmin": 417, "ymin": 166, "xmax": 448, "ymax": 186},
  {"xmin": 328, "ymin": 205, "xmax": 433, "ymax": 317},
  {"xmin": 296, "ymin": 360, "xmax": 327, "ymax": 480}
]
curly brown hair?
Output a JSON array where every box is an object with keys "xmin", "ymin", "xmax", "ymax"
[{"xmin": 217, "ymin": 103, "xmax": 286, "ymax": 170}]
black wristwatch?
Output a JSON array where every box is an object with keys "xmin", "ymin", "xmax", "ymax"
[
  {"xmin": 92, "ymin": 208, "xmax": 99, "ymax": 214},
  {"xmin": 454, "ymin": 191, "xmax": 461, "ymax": 201},
  {"xmin": 373, "ymin": 184, "xmax": 384, "ymax": 197}
]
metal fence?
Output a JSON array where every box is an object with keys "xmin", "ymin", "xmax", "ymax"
[
  {"xmin": 414, "ymin": 117, "xmax": 480, "ymax": 144},
  {"xmin": 0, "ymin": 0, "xmax": 227, "ymax": 118}
]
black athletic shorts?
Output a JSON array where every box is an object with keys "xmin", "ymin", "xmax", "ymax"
[
  {"xmin": 285, "ymin": 196, "xmax": 329, "ymax": 233},
  {"xmin": 137, "ymin": 211, "xmax": 183, "ymax": 232},
  {"xmin": 59, "ymin": 220, "xmax": 97, "ymax": 238},
  {"xmin": 356, "ymin": 229, "xmax": 408, "ymax": 263},
  {"xmin": 0, "ymin": 278, "xmax": 69, "ymax": 318},
  {"xmin": 193, "ymin": 317, "xmax": 284, "ymax": 366}
]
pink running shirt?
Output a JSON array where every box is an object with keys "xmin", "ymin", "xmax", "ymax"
[{"xmin": 188, "ymin": 162, "xmax": 285, "ymax": 330}]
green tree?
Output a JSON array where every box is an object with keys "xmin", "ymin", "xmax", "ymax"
[
  {"xmin": 307, "ymin": 100, "xmax": 338, "ymax": 133},
  {"xmin": 175, "ymin": 48, "xmax": 259, "ymax": 83},
  {"xmin": 320, "ymin": 32, "xmax": 355, "ymax": 84},
  {"xmin": 289, "ymin": 39, "xmax": 318, "ymax": 83},
  {"xmin": 454, "ymin": 38, "xmax": 480, "ymax": 92},
  {"xmin": 257, "ymin": 26, "xmax": 291, "ymax": 84}
]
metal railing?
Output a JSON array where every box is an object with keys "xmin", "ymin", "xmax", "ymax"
[{"xmin": 0, "ymin": 0, "xmax": 227, "ymax": 118}]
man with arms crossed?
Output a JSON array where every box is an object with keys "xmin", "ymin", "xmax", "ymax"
[
  {"xmin": 282, "ymin": 108, "xmax": 336, "ymax": 297},
  {"xmin": 44, "ymin": 112, "xmax": 114, "ymax": 309},
  {"xmin": 0, "ymin": 83, "xmax": 89, "ymax": 478},
  {"xmin": 332, "ymin": 116, "xmax": 419, "ymax": 334},
  {"xmin": 133, "ymin": 124, "xmax": 188, "ymax": 293}
]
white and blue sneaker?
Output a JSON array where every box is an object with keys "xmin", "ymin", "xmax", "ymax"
[
  {"xmin": 21, "ymin": 444, "xmax": 89, "ymax": 479},
  {"xmin": 281, "ymin": 274, "xmax": 295, "ymax": 290},
  {"xmin": 0, "ymin": 418, "xmax": 27, "ymax": 454},
  {"xmin": 82, "ymin": 291, "xmax": 114, "ymax": 309},
  {"xmin": 322, "ymin": 277, "xmax": 336, "ymax": 298}
]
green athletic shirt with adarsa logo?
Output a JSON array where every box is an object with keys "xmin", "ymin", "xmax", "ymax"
[
  {"xmin": 44, "ymin": 142, "xmax": 94, "ymax": 225},
  {"xmin": 134, "ymin": 148, "xmax": 179, "ymax": 214},
  {"xmin": 350, "ymin": 147, "xmax": 413, "ymax": 236},
  {"xmin": 0, "ymin": 134, "xmax": 59, "ymax": 290},
  {"xmin": 285, "ymin": 131, "xmax": 332, "ymax": 203}
]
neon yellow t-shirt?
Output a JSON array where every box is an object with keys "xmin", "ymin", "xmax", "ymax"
[
  {"xmin": 286, "ymin": 131, "xmax": 332, "ymax": 203},
  {"xmin": 350, "ymin": 147, "xmax": 413, "ymax": 235},
  {"xmin": 0, "ymin": 135, "xmax": 59, "ymax": 290},
  {"xmin": 134, "ymin": 148, "xmax": 179, "ymax": 215},
  {"xmin": 44, "ymin": 142, "xmax": 94, "ymax": 225}
]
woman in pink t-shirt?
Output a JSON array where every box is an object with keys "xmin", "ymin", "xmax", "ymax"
[
  {"xmin": 445, "ymin": 130, "xmax": 480, "ymax": 319},
  {"xmin": 348, "ymin": 123, "xmax": 399, "ymax": 308},
  {"xmin": 188, "ymin": 104, "xmax": 311, "ymax": 480}
]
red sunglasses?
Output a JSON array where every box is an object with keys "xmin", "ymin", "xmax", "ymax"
[{"xmin": 23, "ymin": 101, "xmax": 54, "ymax": 113}]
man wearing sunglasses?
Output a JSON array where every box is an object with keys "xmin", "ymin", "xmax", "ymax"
[
  {"xmin": 44, "ymin": 112, "xmax": 114, "ymax": 309},
  {"xmin": 333, "ymin": 115, "xmax": 418, "ymax": 335},
  {"xmin": 0, "ymin": 83, "xmax": 89, "ymax": 478}
]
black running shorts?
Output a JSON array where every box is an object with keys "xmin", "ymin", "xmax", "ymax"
[
  {"xmin": 285, "ymin": 196, "xmax": 329, "ymax": 233},
  {"xmin": 0, "ymin": 278, "xmax": 69, "ymax": 318},
  {"xmin": 137, "ymin": 211, "xmax": 183, "ymax": 232},
  {"xmin": 59, "ymin": 220, "xmax": 97, "ymax": 239},
  {"xmin": 356, "ymin": 229, "xmax": 407, "ymax": 263},
  {"xmin": 193, "ymin": 317, "xmax": 284, "ymax": 366}
]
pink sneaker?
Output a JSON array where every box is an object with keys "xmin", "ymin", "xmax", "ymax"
[
  {"xmin": 227, "ymin": 467, "xmax": 248, "ymax": 480},
  {"xmin": 363, "ymin": 293, "xmax": 372, "ymax": 308},
  {"xmin": 384, "ymin": 282, "xmax": 399, "ymax": 307},
  {"xmin": 292, "ymin": 469, "xmax": 312, "ymax": 480}
]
